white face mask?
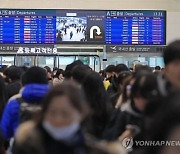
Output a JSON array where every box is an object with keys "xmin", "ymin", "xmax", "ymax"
[{"xmin": 42, "ymin": 121, "xmax": 80, "ymax": 141}]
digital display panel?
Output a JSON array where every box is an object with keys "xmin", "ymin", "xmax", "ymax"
[
  {"xmin": 105, "ymin": 11, "xmax": 166, "ymax": 45},
  {"xmin": 56, "ymin": 10, "xmax": 105, "ymax": 44},
  {"xmin": 0, "ymin": 9, "xmax": 166, "ymax": 45},
  {"xmin": 56, "ymin": 17, "xmax": 87, "ymax": 42},
  {"xmin": 0, "ymin": 9, "xmax": 56, "ymax": 44}
]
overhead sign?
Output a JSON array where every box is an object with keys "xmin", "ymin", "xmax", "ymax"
[
  {"xmin": 0, "ymin": 44, "xmax": 56, "ymax": 55},
  {"xmin": 106, "ymin": 45, "xmax": 166, "ymax": 53},
  {"xmin": 17, "ymin": 46, "xmax": 57, "ymax": 55}
]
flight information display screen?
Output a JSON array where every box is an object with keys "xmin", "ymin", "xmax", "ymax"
[
  {"xmin": 105, "ymin": 11, "xmax": 166, "ymax": 45},
  {"xmin": 0, "ymin": 10, "xmax": 56, "ymax": 44},
  {"xmin": 0, "ymin": 9, "xmax": 166, "ymax": 45}
]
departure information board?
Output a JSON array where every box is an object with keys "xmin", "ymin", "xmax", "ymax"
[
  {"xmin": 0, "ymin": 9, "xmax": 166, "ymax": 45},
  {"xmin": 0, "ymin": 10, "xmax": 56, "ymax": 44},
  {"xmin": 105, "ymin": 11, "xmax": 166, "ymax": 45}
]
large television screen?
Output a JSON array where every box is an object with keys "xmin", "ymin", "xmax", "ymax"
[{"xmin": 105, "ymin": 10, "xmax": 166, "ymax": 45}]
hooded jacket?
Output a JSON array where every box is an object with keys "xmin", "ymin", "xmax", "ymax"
[{"xmin": 0, "ymin": 84, "xmax": 50, "ymax": 140}]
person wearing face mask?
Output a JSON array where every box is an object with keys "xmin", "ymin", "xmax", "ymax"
[
  {"xmin": 106, "ymin": 73, "xmax": 160, "ymax": 144},
  {"xmin": 13, "ymin": 81, "xmax": 89, "ymax": 154},
  {"xmin": 13, "ymin": 81, "xmax": 127, "ymax": 154}
]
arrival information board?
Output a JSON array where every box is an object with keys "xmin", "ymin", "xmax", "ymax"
[{"xmin": 105, "ymin": 11, "xmax": 166, "ymax": 45}]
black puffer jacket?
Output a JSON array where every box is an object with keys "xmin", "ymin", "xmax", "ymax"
[{"xmin": 104, "ymin": 101, "xmax": 144, "ymax": 141}]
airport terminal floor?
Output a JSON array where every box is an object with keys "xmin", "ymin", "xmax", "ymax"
[{"xmin": 0, "ymin": 0, "xmax": 180, "ymax": 154}]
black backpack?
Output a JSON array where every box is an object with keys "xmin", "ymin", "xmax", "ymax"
[{"xmin": 17, "ymin": 97, "xmax": 42, "ymax": 124}]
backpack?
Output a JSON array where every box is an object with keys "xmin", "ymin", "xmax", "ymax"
[{"xmin": 17, "ymin": 97, "xmax": 42, "ymax": 124}]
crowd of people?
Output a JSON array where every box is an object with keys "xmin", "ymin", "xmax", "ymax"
[{"xmin": 0, "ymin": 40, "xmax": 180, "ymax": 154}]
